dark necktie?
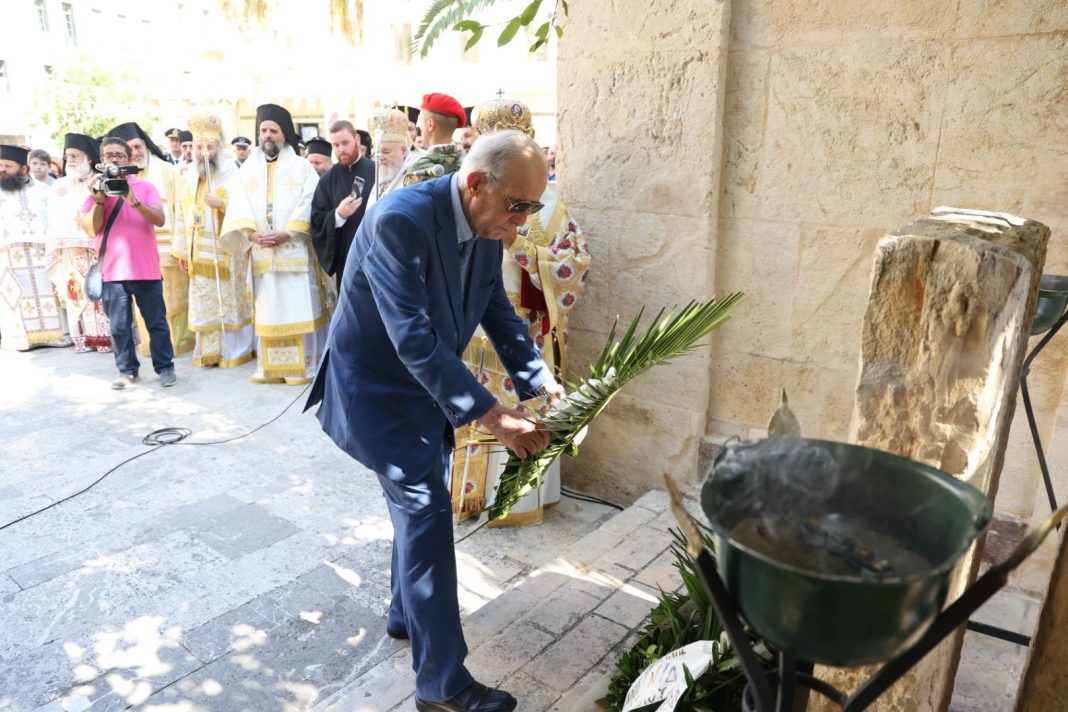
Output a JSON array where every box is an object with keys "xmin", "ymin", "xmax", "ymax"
[{"xmin": 458, "ymin": 238, "xmax": 474, "ymax": 298}]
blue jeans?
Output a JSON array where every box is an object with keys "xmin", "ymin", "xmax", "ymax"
[{"xmin": 101, "ymin": 280, "xmax": 173, "ymax": 376}]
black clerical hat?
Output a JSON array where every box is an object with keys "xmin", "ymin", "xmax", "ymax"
[
  {"xmin": 255, "ymin": 104, "xmax": 302, "ymax": 152},
  {"xmin": 356, "ymin": 130, "xmax": 372, "ymax": 153},
  {"xmin": 0, "ymin": 145, "xmax": 29, "ymax": 165},
  {"xmin": 394, "ymin": 105, "xmax": 420, "ymax": 124},
  {"xmin": 305, "ymin": 137, "xmax": 331, "ymax": 157},
  {"xmin": 63, "ymin": 133, "xmax": 100, "ymax": 165},
  {"xmin": 231, "ymin": 136, "xmax": 252, "ymax": 147},
  {"xmin": 107, "ymin": 122, "xmax": 168, "ymax": 161},
  {"xmin": 463, "ymin": 106, "xmax": 474, "ymax": 127},
  {"xmin": 178, "ymin": 130, "xmax": 193, "ymax": 143}
]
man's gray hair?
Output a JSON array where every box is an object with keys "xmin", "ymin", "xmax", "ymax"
[{"xmin": 459, "ymin": 130, "xmax": 545, "ymax": 184}]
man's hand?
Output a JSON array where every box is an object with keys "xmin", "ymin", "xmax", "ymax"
[
  {"xmin": 478, "ymin": 403, "xmax": 550, "ymax": 459},
  {"xmin": 204, "ymin": 194, "xmax": 224, "ymax": 210},
  {"xmin": 178, "ymin": 258, "xmax": 189, "ymax": 272},
  {"xmin": 336, "ymin": 194, "xmax": 363, "ymax": 220},
  {"xmin": 250, "ymin": 231, "xmax": 292, "ymax": 247}
]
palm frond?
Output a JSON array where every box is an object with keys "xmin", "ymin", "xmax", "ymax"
[
  {"xmin": 412, "ymin": 0, "xmax": 508, "ymax": 58},
  {"xmin": 463, "ymin": 294, "xmax": 745, "ymax": 537}
]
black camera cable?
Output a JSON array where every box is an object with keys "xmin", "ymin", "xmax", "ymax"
[{"xmin": 0, "ymin": 384, "xmax": 311, "ymax": 533}]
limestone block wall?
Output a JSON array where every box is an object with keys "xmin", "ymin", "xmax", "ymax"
[
  {"xmin": 557, "ymin": 0, "xmax": 1068, "ymax": 530},
  {"xmin": 556, "ymin": 0, "xmax": 733, "ymax": 503}
]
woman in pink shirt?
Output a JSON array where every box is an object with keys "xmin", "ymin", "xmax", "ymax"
[{"xmin": 82, "ymin": 137, "xmax": 176, "ymax": 389}]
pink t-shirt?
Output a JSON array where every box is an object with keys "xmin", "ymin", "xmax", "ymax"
[{"xmin": 82, "ymin": 175, "xmax": 163, "ymax": 282}]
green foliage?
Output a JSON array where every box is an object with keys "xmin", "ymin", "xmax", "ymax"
[
  {"xmin": 32, "ymin": 61, "xmax": 157, "ymax": 147},
  {"xmin": 470, "ymin": 295, "xmax": 745, "ymax": 533},
  {"xmin": 414, "ymin": 0, "xmax": 570, "ymax": 57},
  {"xmin": 605, "ymin": 525, "xmax": 767, "ymax": 712}
]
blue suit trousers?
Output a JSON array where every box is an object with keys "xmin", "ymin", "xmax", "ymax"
[{"xmin": 377, "ymin": 437, "xmax": 475, "ymax": 701}]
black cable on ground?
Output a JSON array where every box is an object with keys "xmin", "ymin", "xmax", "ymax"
[
  {"xmin": 0, "ymin": 384, "xmax": 311, "ymax": 533},
  {"xmin": 561, "ymin": 485, "xmax": 624, "ymax": 511}
]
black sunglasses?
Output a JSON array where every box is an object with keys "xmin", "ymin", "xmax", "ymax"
[{"xmin": 506, "ymin": 196, "xmax": 545, "ymax": 215}]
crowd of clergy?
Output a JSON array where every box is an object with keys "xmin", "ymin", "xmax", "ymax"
[{"xmin": 0, "ymin": 92, "xmax": 588, "ymax": 527}]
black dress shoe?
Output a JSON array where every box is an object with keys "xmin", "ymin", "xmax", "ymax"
[
  {"xmin": 386, "ymin": 625, "xmax": 409, "ymax": 640},
  {"xmin": 415, "ymin": 681, "xmax": 517, "ymax": 712}
]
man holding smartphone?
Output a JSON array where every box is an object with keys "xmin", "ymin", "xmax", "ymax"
[{"xmin": 310, "ymin": 120, "xmax": 376, "ymax": 290}]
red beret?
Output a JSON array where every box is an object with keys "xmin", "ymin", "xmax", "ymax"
[{"xmin": 421, "ymin": 93, "xmax": 467, "ymax": 127}]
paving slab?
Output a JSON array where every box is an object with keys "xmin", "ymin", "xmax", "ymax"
[{"xmin": 0, "ymin": 348, "xmax": 616, "ymax": 711}]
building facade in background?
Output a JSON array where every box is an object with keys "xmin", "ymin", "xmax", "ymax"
[{"xmin": 2, "ymin": 0, "xmax": 558, "ymax": 153}]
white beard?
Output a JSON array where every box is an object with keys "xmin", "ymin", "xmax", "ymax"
[
  {"xmin": 378, "ymin": 161, "xmax": 400, "ymax": 186},
  {"xmin": 68, "ymin": 162, "xmax": 92, "ymax": 179}
]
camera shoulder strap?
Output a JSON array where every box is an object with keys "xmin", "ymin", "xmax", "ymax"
[{"xmin": 96, "ymin": 198, "xmax": 123, "ymax": 264}]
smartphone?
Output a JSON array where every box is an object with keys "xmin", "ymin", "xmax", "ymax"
[{"xmin": 351, "ymin": 176, "xmax": 366, "ymax": 199}]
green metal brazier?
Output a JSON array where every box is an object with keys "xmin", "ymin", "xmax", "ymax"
[{"xmin": 701, "ymin": 438, "xmax": 992, "ymax": 667}]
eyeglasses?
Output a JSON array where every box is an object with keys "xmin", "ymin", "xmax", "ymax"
[
  {"xmin": 101, "ymin": 152, "xmax": 128, "ymax": 160},
  {"xmin": 506, "ymin": 196, "xmax": 545, "ymax": 215}
]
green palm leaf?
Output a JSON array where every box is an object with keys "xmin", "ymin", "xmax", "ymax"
[
  {"xmin": 412, "ymin": 0, "xmax": 508, "ymax": 58},
  {"xmin": 462, "ymin": 293, "xmax": 745, "ymax": 538}
]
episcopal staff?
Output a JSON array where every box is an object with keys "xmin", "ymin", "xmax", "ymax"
[{"xmin": 310, "ymin": 120, "xmax": 375, "ymax": 290}]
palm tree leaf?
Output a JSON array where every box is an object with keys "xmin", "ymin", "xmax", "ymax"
[
  {"xmin": 413, "ymin": 0, "xmax": 507, "ymax": 58},
  {"xmin": 469, "ymin": 293, "xmax": 745, "ymax": 530}
]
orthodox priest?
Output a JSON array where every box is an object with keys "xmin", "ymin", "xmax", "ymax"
[
  {"xmin": 45, "ymin": 133, "xmax": 112, "ymax": 353},
  {"xmin": 310, "ymin": 120, "xmax": 375, "ymax": 291},
  {"xmin": 450, "ymin": 98, "xmax": 592, "ymax": 526},
  {"xmin": 366, "ymin": 107, "xmax": 412, "ymax": 208},
  {"xmin": 172, "ymin": 113, "xmax": 253, "ymax": 369},
  {"xmin": 107, "ymin": 121, "xmax": 195, "ymax": 355},
  {"xmin": 305, "ymin": 137, "xmax": 333, "ymax": 177},
  {"xmin": 220, "ymin": 103, "xmax": 329, "ymax": 385},
  {"xmin": 0, "ymin": 145, "xmax": 71, "ymax": 351},
  {"xmin": 400, "ymin": 93, "xmax": 465, "ymax": 188}
]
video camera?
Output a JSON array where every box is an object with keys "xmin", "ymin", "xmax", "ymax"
[{"xmin": 93, "ymin": 163, "xmax": 139, "ymax": 197}]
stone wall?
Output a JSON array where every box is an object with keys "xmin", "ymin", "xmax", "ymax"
[{"xmin": 557, "ymin": 0, "xmax": 1068, "ymax": 537}]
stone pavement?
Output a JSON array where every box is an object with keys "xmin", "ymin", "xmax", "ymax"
[
  {"xmin": 0, "ymin": 347, "xmax": 641, "ymax": 711},
  {"xmin": 0, "ymin": 346, "xmax": 1040, "ymax": 711}
]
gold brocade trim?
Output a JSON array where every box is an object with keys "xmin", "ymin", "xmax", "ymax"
[
  {"xmin": 488, "ymin": 507, "xmax": 545, "ymax": 527},
  {"xmin": 193, "ymin": 351, "xmax": 254, "ymax": 368},
  {"xmin": 228, "ymin": 219, "xmax": 257, "ymax": 234},
  {"xmin": 250, "ymin": 375, "xmax": 285, "ymax": 383},
  {"xmin": 283, "ymin": 376, "xmax": 313, "ymax": 385},
  {"xmin": 285, "ymin": 219, "xmax": 311, "ymax": 235},
  {"xmin": 191, "ymin": 261, "xmax": 232, "ymax": 280},
  {"xmin": 251, "ymin": 256, "xmax": 310, "ymax": 275},
  {"xmin": 190, "ymin": 318, "xmax": 253, "ymax": 332},
  {"xmin": 26, "ymin": 330, "xmax": 69, "ymax": 344},
  {"xmin": 253, "ymin": 312, "xmax": 329, "ymax": 336},
  {"xmin": 260, "ymin": 335, "xmax": 308, "ymax": 379}
]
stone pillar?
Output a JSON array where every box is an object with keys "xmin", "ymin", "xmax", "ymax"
[
  {"xmin": 555, "ymin": 0, "xmax": 733, "ymax": 501},
  {"xmin": 814, "ymin": 213, "xmax": 1049, "ymax": 710},
  {"xmin": 1016, "ymin": 528, "xmax": 1068, "ymax": 709}
]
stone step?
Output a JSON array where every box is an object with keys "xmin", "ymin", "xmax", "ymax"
[{"xmin": 314, "ymin": 490, "xmax": 683, "ymax": 712}]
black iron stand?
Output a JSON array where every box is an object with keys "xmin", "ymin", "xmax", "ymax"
[
  {"xmin": 1019, "ymin": 308, "xmax": 1068, "ymax": 516},
  {"xmin": 963, "ymin": 308, "xmax": 1068, "ymax": 649},
  {"xmin": 691, "ymin": 547, "xmax": 1018, "ymax": 711}
]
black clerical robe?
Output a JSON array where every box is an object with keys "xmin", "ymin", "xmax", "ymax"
[{"xmin": 311, "ymin": 157, "xmax": 376, "ymax": 288}]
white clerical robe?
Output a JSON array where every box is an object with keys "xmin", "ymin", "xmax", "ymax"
[
  {"xmin": 0, "ymin": 181, "xmax": 71, "ymax": 351},
  {"xmin": 173, "ymin": 160, "xmax": 254, "ymax": 368},
  {"xmin": 221, "ymin": 146, "xmax": 332, "ymax": 384},
  {"xmin": 45, "ymin": 174, "xmax": 111, "ymax": 352}
]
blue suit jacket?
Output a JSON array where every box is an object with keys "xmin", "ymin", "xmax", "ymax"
[{"xmin": 306, "ymin": 176, "xmax": 553, "ymax": 483}]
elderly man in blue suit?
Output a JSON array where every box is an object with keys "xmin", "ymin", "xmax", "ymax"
[{"xmin": 306, "ymin": 130, "xmax": 562, "ymax": 712}]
